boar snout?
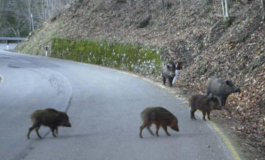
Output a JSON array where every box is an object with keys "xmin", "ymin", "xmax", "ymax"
[
  {"xmin": 215, "ymin": 107, "xmax": 222, "ymax": 110},
  {"xmin": 235, "ymin": 88, "xmax": 241, "ymax": 93},
  {"xmin": 170, "ymin": 119, "xmax": 179, "ymax": 132},
  {"xmin": 169, "ymin": 72, "xmax": 175, "ymax": 77},
  {"xmin": 58, "ymin": 113, "xmax": 71, "ymax": 127},
  {"xmin": 214, "ymin": 106, "xmax": 222, "ymax": 110},
  {"xmin": 171, "ymin": 126, "xmax": 179, "ymax": 132},
  {"xmin": 62, "ymin": 122, "xmax": 71, "ymax": 127}
]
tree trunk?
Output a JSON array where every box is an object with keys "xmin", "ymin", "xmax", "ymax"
[
  {"xmin": 225, "ymin": 0, "xmax": 229, "ymax": 18},
  {"xmin": 261, "ymin": 0, "xmax": 265, "ymax": 20},
  {"xmin": 221, "ymin": 0, "xmax": 230, "ymax": 20}
]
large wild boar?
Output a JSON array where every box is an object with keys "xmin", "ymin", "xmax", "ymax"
[
  {"xmin": 206, "ymin": 77, "xmax": 241, "ymax": 108},
  {"xmin": 189, "ymin": 94, "xmax": 221, "ymax": 121},
  {"xmin": 139, "ymin": 107, "xmax": 179, "ymax": 138},
  {"xmin": 161, "ymin": 63, "xmax": 176, "ymax": 87},
  {"xmin": 27, "ymin": 108, "xmax": 71, "ymax": 139}
]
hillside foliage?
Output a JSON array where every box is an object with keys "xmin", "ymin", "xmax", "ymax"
[{"xmin": 15, "ymin": 0, "xmax": 265, "ymax": 156}]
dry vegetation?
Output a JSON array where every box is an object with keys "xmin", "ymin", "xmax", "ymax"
[{"xmin": 17, "ymin": 0, "xmax": 265, "ymax": 157}]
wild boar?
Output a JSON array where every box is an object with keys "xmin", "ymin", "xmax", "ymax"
[
  {"xmin": 161, "ymin": 63, "xmax": 176, "ymax": 87},
  {"xmin": 45, "ymin": 108, "xmax": 62, "ymax": 115},
  {"xmin": 189, "ymin": 94, "xmax": 221, "ymax": 121},
  {"xmin": 206, "ymin": 77, "xmax": 241, "ymax": 108},
  {"xmin": 139, "ymin": 107, "xmax": 179, "ymax": 138},
  {"xmin": 27, "ymin": 108, "xmax": 71, "ymax": 139},
  {"xmin": 44, "ymin": 108, "xmax": 66, "ymax": 134}
]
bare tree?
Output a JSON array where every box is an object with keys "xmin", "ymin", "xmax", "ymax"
[
  {"xmin": 0, "ymin": 0, "xmax": 21, "ymax": 36},
  {"xmin": 0, "ymin": 6, "xmax": 2, "ymax": 35},
  {"xmin": 0, "ymin": 0, "xmax": 73, "ymax": 37},
  {"xmin": 127, "ymin": 0, "xmax": 135, "ymax": 23},
  {"xmin": 221, "ymin": 0, "xmax": 230, "ymax": 20},
  {"xmin": 261, "ymin": 0, "xmax": 265, "ymax": 20},
  {"xmin": 26, "ymin": 0, "xmax": 34, "ymax": 31}
]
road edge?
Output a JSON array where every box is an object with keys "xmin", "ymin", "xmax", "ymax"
[
  {"xmin": 0, "ymin": 74, "xmax": 3, "ymax": 84},
  {"xmin": 46, "ymin": 57, "xmax": 244, "ymax": 160},
  {"xmin": 134, "ymin": 73, "xmax": 243, "ymax": 160},
  {"xmin": 208, "ymin": 121, "xmax": 241, "ymax": 160},
  {"xmin": 93, "ymin": 64, "xmax": 244, "ymax": 160}
]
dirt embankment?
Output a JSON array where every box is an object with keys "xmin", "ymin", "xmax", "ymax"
[{"xmin": 16, "ymin": 0, "xmax": 265, "ymax": 158}]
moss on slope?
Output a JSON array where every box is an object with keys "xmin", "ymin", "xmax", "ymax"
[{"xmin": 51, "ymin": 38, "xmax": 162, "ymax": 75}]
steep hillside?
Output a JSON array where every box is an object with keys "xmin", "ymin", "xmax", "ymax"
[{"xmin": 16, "ymin": 0, "xmax": 265, "ymax": 157}]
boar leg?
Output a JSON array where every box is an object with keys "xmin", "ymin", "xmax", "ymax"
[
  {"xmin": 27, "ymin": 127, "xmax": 34, "ymax": 139},
  {"xmin": 27, "ymin": 122, "xmax": 41, "ymax": 139},
  {"xmin": 190, "ymin": 110, "xmax": 197, "ymax": 120},
  {"xmin": 207, "ymin": 111, "xmax": 211, "ymax": 120},
  {"xmin": 139, "ymin": 126, "xmax": 144, "ymax": 138},
  {"xmin": 206, "ymin": 90, "xmax": 210, "ymax": 96},
  {"xmin": 35, "ymin": 126, "xmax": 42, "ymax": 139},
  {"xmin": 222, "ymin": 96, "xmax": 228, "ymax": 108},
  {"xmin": 217, "ymin": 97, "xmax": 223, "ymax": 108},
  {"xmin": 168, "ymin": 77, "xmax": 173, "ymax": 87},
  {"xmin": 139, "ymin": 123, "xmax": 148, "ymax": 138},
  {"xmin": 55, "ymin": 127, "xmax": 58, "ymax": 135},
  {"xmin": 202, "ymin": 111, "xmax": 206, "ymax": 121},
  {"xmin": 161, "ymin": 124, "xmax": 170, "ymax": 136},
  {"xmin": 50, "ymin": 127, "xmax": 57, "ymax": 137},
  {"xmin": 155, "ymin": 124, "xmax": 160, "ymax": 137},
  {"xmin": 162, "ymin": 76, "xmax": 166, "ymax": 85},
  {"xmin": 146, "ymin": 124, "xmax": 154, "ymax": 136}
]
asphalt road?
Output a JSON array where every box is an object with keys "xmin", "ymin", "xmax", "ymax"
[{"xmin": 0, "ymin": 44, "xmax": 238, "ymax": 160}]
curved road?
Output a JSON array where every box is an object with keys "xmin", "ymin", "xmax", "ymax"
[{"xmin": 0, "ymin": 44, "xmax": 240, "ymax": 160}]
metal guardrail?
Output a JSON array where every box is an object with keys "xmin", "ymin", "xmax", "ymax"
[
  {"xmin": 0, "ymin": 37, "xmax": 26, "ymax": 50},
  {"xmin": 0, "ymin": 37, "xmax": 26, "ymax": 41},
  {"xmin": 0, "ymin": 37, "xmax": 50, "ymax": 56}
]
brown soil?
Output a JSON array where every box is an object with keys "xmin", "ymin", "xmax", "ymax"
[
  {"xmin": 16, "ymin": 0, "xmax": 265, "ymax": 158},
  {"xmin": 169, "ymin": 82, "xmax": 265, "ymax": 160}
]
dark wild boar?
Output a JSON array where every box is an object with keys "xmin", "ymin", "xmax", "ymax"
[
  {"xmin": 27, "ymin": 108, "xmax": 71, "ymax": 139},
  {"xmin": 189, "ymin": 94, "xmax": 221, "ymax": 121},
  {"xmin": 161, "ymin": 63, "xmax": 176, "ymax": 87},
  {"xmin": 44, "ymin": 108, "xmax": 67, "ymax": 134},
  {"xmin": 139, "ymin": 107, "xmax": 179, "ymax": 138},
  {"xmin": 206, "ymin": 77, "xmax": 241, "ymax": 108}
]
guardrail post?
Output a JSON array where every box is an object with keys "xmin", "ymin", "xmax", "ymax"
[
  {"xmin": 45, "ymin": 46, "xmax": 48, "ymax": 57},
  {"xmin": 6, "ymin": 40, "xmax": 9, "ymax": 50}
]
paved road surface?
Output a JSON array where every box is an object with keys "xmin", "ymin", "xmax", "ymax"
[{"xmin": 0, "ymin": 44, "xmax": 239, "ymax": 160}]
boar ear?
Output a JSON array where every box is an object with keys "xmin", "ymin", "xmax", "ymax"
[
  {"xmin": 225, "ymin": 80, "xmax": 231, "ymax": 86},
  {"xmin": 208, "ymin": 93, "xmax": 213, "ymax": 98},
  {"xmin": 58, "ymin": 113, "xmax": 66, "ymax": 120},
  {"xmin": 209, "ymin": 95, "xmax": 214, "ymax": 100}
]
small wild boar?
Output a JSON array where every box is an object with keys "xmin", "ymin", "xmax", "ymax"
[
  {"xmin": 206, "ymin": 77, "xmax": 241, "ymax": 108},
  {"xmin": 27, "ymin": 108, "xmax": 71, "ymax": 139},
  {"xmin": 189, "ymin": 94, "xmax": 221, "ymax": 121},
  {"xmin": 161, "ymin": 63, "xmax": 176, "ymax": 87},
  {"xmin": 139, "ymin": 107, "xmax": 179, "ymax": 138}
]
